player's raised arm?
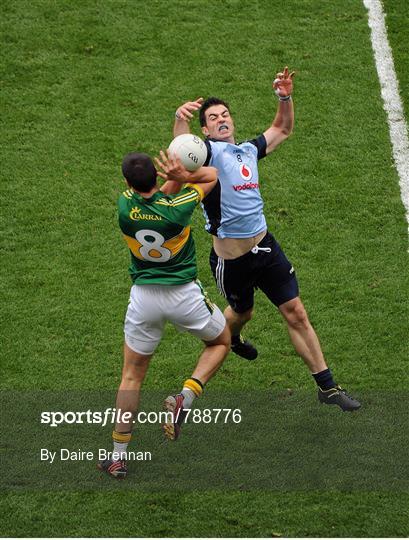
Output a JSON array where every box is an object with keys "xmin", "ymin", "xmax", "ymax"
[
  {"xmin": 263, "ymin": 66, "xmax": 295, "ymax": 154},
  {"xmin": 174, "ymin": 98, "xmax": 204, "ymax": 137}
]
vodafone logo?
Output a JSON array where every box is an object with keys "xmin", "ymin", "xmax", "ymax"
[
  {"xmin": 233, "ymin": 182, "xmax": 259, "ymax": 191},
  {"xmin": 239, "ymin": 164, "xmax": 252, "ymax": 181}
]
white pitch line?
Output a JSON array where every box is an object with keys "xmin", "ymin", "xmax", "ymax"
[{"xmin": 363, "ymin": 0, "xmax": 409, "ymax": 240}]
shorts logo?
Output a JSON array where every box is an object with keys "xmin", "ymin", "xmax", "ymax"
[{"xmin": 239, "ymin": 164, "xmax": 252, "ymax": 181}]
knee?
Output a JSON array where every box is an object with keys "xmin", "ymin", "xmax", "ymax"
[
  {"xmin": 206, "ymin": 325, "xmax": 231, "ymax": 355},
  {"xmin": 241, "ymin": 308, "xmax": 254, "ymax": 324},
  {"xmin": 282, "ymin": 300, "xmax": 309, "ymax": 329},
  {"xmin": 121, "ymin": 353, "xmax": 150, "ymax": 388},
  {"xmin": 220, "ymin": 326, "xmax": 232, "ymax": 352},
  {"xmin": 228, "ymin": 307, "xmax": 253, "ymax": 325}
]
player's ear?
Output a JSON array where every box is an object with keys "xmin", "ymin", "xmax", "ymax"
[{"xmin": 201, "ymin": 125, "xmax": 209, "ymax": 137}]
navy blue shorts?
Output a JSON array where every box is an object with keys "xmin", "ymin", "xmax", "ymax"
[{"xmin": 209, "ymin": 231, "xmax": 299, "ymax": 313}]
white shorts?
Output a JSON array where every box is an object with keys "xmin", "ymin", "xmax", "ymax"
[{"xmin": 124, "ymin": 281, "xmax": 226, "ymax": 355}]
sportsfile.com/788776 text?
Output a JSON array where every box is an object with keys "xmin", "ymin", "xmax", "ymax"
[{"xmin": 40, "ymin": 408, "xmax": 242, "ymax": 427}]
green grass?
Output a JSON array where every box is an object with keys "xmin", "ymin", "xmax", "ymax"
[
  {"xmin": 1, "ymin": 0, "xmax": 408, "ymax": 536},
  {"xmin": 383, "ymin": 0, "xmax": 409, "ymax": 118},
  {"xmin": 2, "ymin": 491, "xmax": 408, "ymax": 537}
]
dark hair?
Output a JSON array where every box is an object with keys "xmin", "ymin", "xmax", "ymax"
[
  {"xmin": 121, "ymin": 152, "xmax": 157, "ymax": 192},
  {"xmin": 199, "ymin": 97, "xmax": 231, "ymax": 127}
]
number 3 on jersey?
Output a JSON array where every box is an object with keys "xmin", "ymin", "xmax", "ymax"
[{"xmin": 135, "ymin": 230, "xmax": 171, "ymax": 262}]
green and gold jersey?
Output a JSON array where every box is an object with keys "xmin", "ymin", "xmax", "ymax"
[{"xmin": 118, "ymin": 184, "xmax": 204, "ymax": 285}]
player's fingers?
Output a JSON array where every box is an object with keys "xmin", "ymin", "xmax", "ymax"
[
  {"xmin": 166, "ymin": 149, "xmax": 175, "ymax": 162},
  {"xmin": 176, "ymin": 108, "xmax": 188, "ymax": 120},
  {"xmin": 157, "ymin": 171, "xmax": 167, "ymax": 180},
  {"xmin": 188, "ymin": 101, "xmax": 202, "ymax": 109},
  {"xmin": 167, "ymin": 149, "xmax": 178, "ymax": 164},
  {"xmin": 283, "ymin": 66, "xmax": 289, "ymax": 78},
  {"xmin": 181, "ymin": 108, "xmax": 194, "ymax": 119},
  {"xmin": 195, "ymin": 97, "xmax": 204, "ymax": 104},
  {"xmin": 154, "ymin": 156, "xmax": 166, "ymax": 170},
  {"xmin": 276, "ymin": 72, "xmax": 284, "ymax": 79},
  {"xmin": 174, "ymin": 156, "xmax": 183, "ymax": 167},
  {"xmin": 160, "ymin": 150, "xmax": 169, "ymax": 163},
  {"xmin": 289, "ymin": 71, "xmax": 295, "ymax": 79}
]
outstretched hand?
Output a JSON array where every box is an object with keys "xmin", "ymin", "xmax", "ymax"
[
  {"xmin": 175, "ymin": 97, "xmax": 204, "ymax": 121},
  {"xmin": 154, "ymin": 150, "xmax": 190, "ymax": 182},
  {"xmin": 273, "ymin": 66, "xmax": 295, "ymax": 98}
]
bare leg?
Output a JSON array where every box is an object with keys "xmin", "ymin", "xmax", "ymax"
[
  {"xmin": 115, "ymin": 342, "xmax": 152, "ymax": 433},
  {"xmin": 223, "ymin": 305, "xmax": 258, "ymax": 360},
  {"xmin": 191, "ymin": 325, "xmax": 231, "ymax": 384},
  {"xmin": 163, "ymin": 325, "xmax": 230, "ymax": 441},
  {"xmin": 279, "ymin": 297, "xmax": 327, "ymax": 373},
  {"xmin": 223, "ymin": 306, "xmax": 253, "ymax": 336}
]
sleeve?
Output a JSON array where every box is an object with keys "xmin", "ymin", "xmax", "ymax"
[
  {"xmin": 117, "ymin": 194, "xmax": 130, "ymax": 235},
  {"xmin": 184, "ymin": 183, "xmax": 205, "ymax": 201},
  {"xmin": 247, "ymin": 134, "xmax": 267, "ymax": 160},
  {"xmin": 168, "ymin": 186, "xmax": 203, "ymax": 227}
]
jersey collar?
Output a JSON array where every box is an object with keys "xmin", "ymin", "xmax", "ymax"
[{"xmin": 132, "ymin": 190, "xmax": 165, "ymax": 203}]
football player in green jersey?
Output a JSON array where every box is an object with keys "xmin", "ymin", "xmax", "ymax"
[{"xmin": 98, "ymin": 151, "xmax": 230, "ymax": 479}]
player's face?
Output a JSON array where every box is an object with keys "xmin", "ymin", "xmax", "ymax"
[{"xmin": 202, "ymin": 105, "xmax": 235, "ymax": 142}]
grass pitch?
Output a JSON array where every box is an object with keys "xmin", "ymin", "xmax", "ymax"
[{"xmin": 1, "ymin": 0, "xmax": 408, "ymax": 536}]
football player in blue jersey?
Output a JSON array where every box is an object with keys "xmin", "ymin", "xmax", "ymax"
[{"xmin": 172, "ymin": 67, "xmax": 360, "ymax": 411}]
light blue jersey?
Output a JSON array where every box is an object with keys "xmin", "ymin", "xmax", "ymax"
[{"xmin": 201, "ymin": 135, "xmax": 267, "ymax": 238}]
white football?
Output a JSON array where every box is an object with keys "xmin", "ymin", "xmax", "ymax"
[{"xmin": 168, "ymin": 134, "xmax": 207, "ymax": 172}]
